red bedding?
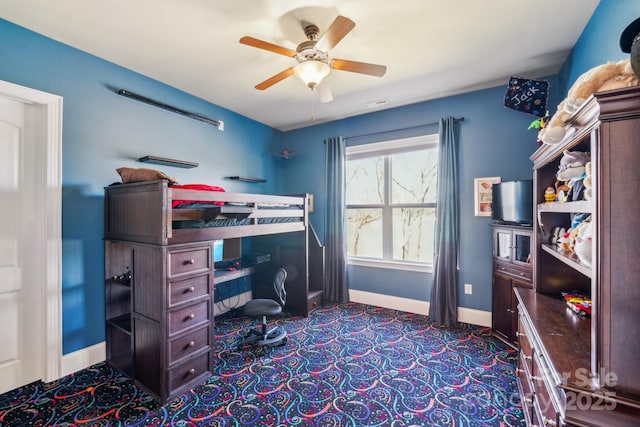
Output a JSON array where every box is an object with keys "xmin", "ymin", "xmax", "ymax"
[{"xmin": 171, "ymin": 184, "xmax": 225, "ymax": 207}]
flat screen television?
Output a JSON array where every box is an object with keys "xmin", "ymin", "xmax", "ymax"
[{"xmin": 491, "ymin": 180, "xmax": 533, "ymax": 226}]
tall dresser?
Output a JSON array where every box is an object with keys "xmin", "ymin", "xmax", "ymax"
[
  {"xmin": 105, "ymin": 239, "xmax": 213, "ymax": 403},
  {"xmin": 515, "ymin": 87, "xmax": 640, "ymax": 426}
]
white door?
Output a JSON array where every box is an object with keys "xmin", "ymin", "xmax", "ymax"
[
  {"xmin": 0, "ymin": 81, "xmax": 62, "ymax": 394},
  {"xmin": 0, "ymin": 96, "xmax": 44, "ymax": 393}
]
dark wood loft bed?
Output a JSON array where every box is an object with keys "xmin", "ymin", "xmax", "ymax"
[
  {"xmin": 104, "ymin": 180, "xmax": 324, "ymax": 402},
  {"xmin": 104, "ymin": 180, "xmax": 308, "ymax": 245}
]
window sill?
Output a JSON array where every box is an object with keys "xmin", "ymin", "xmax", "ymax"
[{"xmin": 348, "ymin": 258, "xmax": 433, "ymax": 273}]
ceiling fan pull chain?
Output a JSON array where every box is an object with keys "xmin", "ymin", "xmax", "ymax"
[{"xmin": 310, "ymin": 89, "xmax": 315, "ymax": 121}]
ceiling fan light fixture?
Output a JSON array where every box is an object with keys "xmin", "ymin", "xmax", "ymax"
[{"xmin": 294, "ymin": 60, "xmax": 330, "ymax": 89}]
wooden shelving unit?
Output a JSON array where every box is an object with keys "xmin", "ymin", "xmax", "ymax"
[{"xmin": 515, "ymin": 87, "xmax": 640, "ymax": 426}]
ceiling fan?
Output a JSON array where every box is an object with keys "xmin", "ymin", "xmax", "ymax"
[{"xmin": 239, "ymin": 15, "xmax": 387, "ymax": 102}]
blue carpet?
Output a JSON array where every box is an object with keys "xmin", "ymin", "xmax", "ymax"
[{"xmin": 0, "ymin": 303, "xmax": 525, "ymax": 426}]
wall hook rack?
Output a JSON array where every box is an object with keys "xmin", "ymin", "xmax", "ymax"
[{"xmin": 117, "ymin": 89, "xmax": 224, "ymax": 131}]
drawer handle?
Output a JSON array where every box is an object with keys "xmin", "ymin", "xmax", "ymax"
[
  {"xmin": 519, "ymin": 272, "xmax": 525, "ymax": 276},
  {"xmin": 187, "ymin": 286, "xmax": 195, "ymax": 293},
  {"xmin": 188, "ymin": 340, "xmax": 195, "ymax": 347},
  {"xmin": 516, "ymin": 368, "xmax": 525, "ymax": 374},
  {"xmin": 543, "ymin": 417, "xmax": 556, "ymax": 426},
  {"xmin": 531, "ymin": 375, "xmax": 543, "ymax": 381},
  {"xmin": 524, "ymin": 355, "xmax": 532, "ymax": 361},
  {"xmin": 523, "ymin": 396, "xmax": 533, "ymax": 405},
  {"xmin": 516, "ymin": 332, "xmax": 526, "ymax": 337},
  {"xmin": 186, "ymin": 313, "xmax": 195, "ymax": 320},
  {"xmin": 188, "ymin": 368, "xmax": 195, "ymax": 375},
  {"xmin": 184, "ymin": 259, "xmax": 195, "ymax": 265}
]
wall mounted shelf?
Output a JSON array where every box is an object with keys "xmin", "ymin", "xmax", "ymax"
[
  {"xmin": 227, "ymin": 176, "xmax": 267, "ymax": 183},
  {"xmin": 138, "ymin": 155, "xmax": 198, "ymax": 168},
  {"xmin": 117, "ymin": 89, "xmax": 224, "ymax": 131}
]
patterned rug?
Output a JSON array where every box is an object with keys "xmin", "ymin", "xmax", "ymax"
[{"xmin": 0, "ymin": 303, "xmax": 525, "ymax": 426}]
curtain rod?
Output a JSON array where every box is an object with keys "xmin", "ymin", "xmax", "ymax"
[{"xmin": 344, "ymin": 117, "xmax": 464, "ymax": 141}]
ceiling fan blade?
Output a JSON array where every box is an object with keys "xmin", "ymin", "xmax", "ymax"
[
  {"xmin": 239, "ymin": 36, "xmax": 297, "ymax": 57},
  {"xmin": 316, "ymin": 81, "xmax": 333, "ymax": 103},
  {"xmin": 255, "ymin": 67, "xmax": 295, "ymax": 90},
  {"xmin": 315, "ymin": 16, "xmax": 355, "ymax": 52},
  {"xmin": 331, "ymin": 58, "xmax": 387, "ymax": 77}
]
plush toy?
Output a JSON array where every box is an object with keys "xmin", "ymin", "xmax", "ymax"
[
  {"xmin": 556, "ymin": 151, "xmax": 590, "ymax": 201},
  {"xmin": 583, "ymin": 161, "xmax": 592, "ymax": 201},
  {"xmin": 555, "ymin": 180, "xmax": 571, "ymax": 203},
  {"xmin": 557, "ymin": 151, "xmax": 589, "ymax": 180},
  {"xmin": 558, "ymin": 213, "xmax": 591, "ymax": 254},
  {"xmin": 574, "ymin": 217, "xmax": 593, "ymax": 266},
  {"xmin": 538, "ymin": 59, "xmax": 639, "ymax": 145}
]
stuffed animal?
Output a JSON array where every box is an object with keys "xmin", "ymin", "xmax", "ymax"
[
  {"xmin": 538, "ymin": 59, "xmax": 639, "ymax": 145},
  {"xmin": 583, "ymin": 161, "xmax": 592, "ymax": 201},
  {"xmin": 557, "ymin": 151, "xmax": 589, "ymax": 180},
  {"xmin": 558, "ymin": 213, "xmax": 591, "ymax": 254},
  {"xmin": 556, "ymin": 151, "xmax": 590, "ymax": 201},
  {"xmin": 574, "ymin": 217, "xmax": 593, "ymax": 266},
  {"xmin": 555, "ymin": 180, "xmax": 571, "ymax": 203}
]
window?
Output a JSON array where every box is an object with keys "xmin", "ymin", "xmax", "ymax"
[{"xmin": 346, "ymin": 134, "xmax": 438, "ymax": 271}]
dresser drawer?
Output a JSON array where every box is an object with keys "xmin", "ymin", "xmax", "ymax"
[
  {"xmin": 494, "ymin": 261, "xmax": 532, "ymax": 282},
  {"xmin": 532, "ymin": 352, "xmax": 561, "ymax": 426},
  {"xmin": 168, "ymin": 300, "xmax": 209, "ymax": 336},
  {"xmin": 518, "ymin": 317, "xmax": 533, "ymax": 372},
  {"xmin": 169, "ymin": 273, "xmax": 211, "ymax": 308},
  {"xmin": 168, "ymin": 350, "xmax": 210, "ymax": 394},
  {"xmin": 169, "ymin": 247, "xmax": 210, "ymax": 277},
  {"xmin": 517, "ymin": 352, "xmax": 534, "ymax": 424},
  {"xmin": 168, "ymin": 325, "xmax": 210, "ymax": 366}
]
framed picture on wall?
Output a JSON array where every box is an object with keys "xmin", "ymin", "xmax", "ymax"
[{"xmin": 474, "ymin": 176, "xmax": 501, "ymax": 216}]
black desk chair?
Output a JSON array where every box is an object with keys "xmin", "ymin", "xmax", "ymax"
[{"xmin": 238, "ymin": 267, "xmax": 287, "ymax": 349}]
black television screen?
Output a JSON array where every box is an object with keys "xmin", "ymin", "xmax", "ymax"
[{"xmin": 491, "ymin": 180, "xmax": 533, "ymax": 226}]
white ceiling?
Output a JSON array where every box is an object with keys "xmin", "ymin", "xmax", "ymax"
[{"xmin": 0, "ymin": 0, "xmax": 600, "ymax": 131}]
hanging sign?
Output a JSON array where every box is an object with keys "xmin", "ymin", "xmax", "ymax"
[{"xmin": 503, "ymin": 77, "xmax": 549, "ymax": 117}]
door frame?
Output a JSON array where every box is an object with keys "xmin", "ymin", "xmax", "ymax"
[{"xmin": 0, "ymin": 79, "xmax": 63, "ymax": 383}]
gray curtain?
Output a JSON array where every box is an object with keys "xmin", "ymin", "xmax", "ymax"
[
  {"xmin": 324, "ymin": 136, "xmax": 348, "ymax": 303},
  {"xmin": 429, "ymin": 117, "xmax": 460, "ymax": 326}
]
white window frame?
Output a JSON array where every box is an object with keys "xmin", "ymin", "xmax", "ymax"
[{"xmin": 346, "ymin": 133, "xmax": 438, "ymax": 272}]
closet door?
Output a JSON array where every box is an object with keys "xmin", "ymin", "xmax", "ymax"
[{"xmin": 0, "ymin": 95, "xmax": 43, "ymax": 393}]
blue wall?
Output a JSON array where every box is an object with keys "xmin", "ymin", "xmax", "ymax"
[
  {"xmin": 0, "ymin": 0, "xmax": 636, "ymax": 355},
  {"xmin": 556, "ymin": 0, "xmax": 639, "ymax": 100},
  {"xmin": 0, "ymin": 18, "xmax": 284, "ymax": 354},
  {"xmin": 280, "ymin": 83, "xmax": 541, "ymax": 310}
]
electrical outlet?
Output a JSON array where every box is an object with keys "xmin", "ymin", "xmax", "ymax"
[{"xmin": 464, "ymin": 283, "xmax": 473, "ymax": 295}]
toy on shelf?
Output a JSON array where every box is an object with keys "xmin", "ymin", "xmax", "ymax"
[
  {"xmin": 583, "ymin": 161, "xmax": 593, "ymax": 201},
  {"xmin": 549, "ymin": 150, "xmax": 590, "ymax": 203},
  {"xmin": 544, "ymin": 186, "xmax": 556, "ymax": 203},
  {"xmin": 561, "ymin": 290, "xmax": 592, "ymax": 316},
  {"xmin": 537, "ymin": 59, "xmax": 639, "ymax": 145}
]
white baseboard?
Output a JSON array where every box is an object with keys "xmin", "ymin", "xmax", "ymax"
[
  {"xmin": 61, "ymin": 341, "xmax": 106, "ymax": 377},
  {"xmin": 214, "ymin": 290, "xmax": 252, "ymax": 316},
  {"xmin": 57, "ymin": 291, "xmax": 489, "ymax": 378},
  {"xmin": 348, "ymin": 289, "xmax": 491, "ymax": 327}
]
